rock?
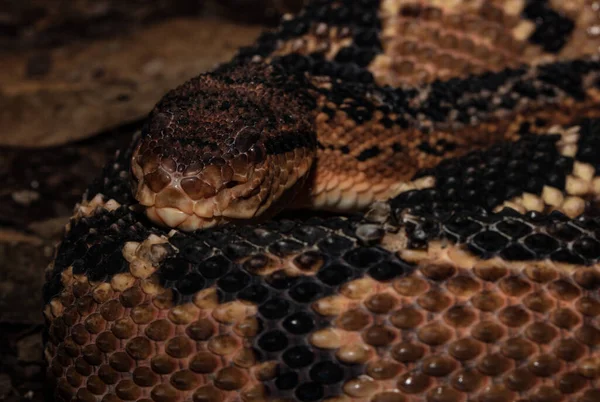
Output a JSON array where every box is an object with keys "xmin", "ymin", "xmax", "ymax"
[
  {"xmin": 0, "ymin": 0, "xmax": 206, "ymax": 51},
  {"xmin": 0, "ymin": 373, "xmax": 12, "ymax": 400},
  {"xmin": 17, "ymin": 333, "xmax": 43, "ymax": 363},
  {"xmin": 0, "ymin": 18, "xmax": 262, "ymax": 147},
  {"xmin": 0, "ymin": 239, "xmax": 49, "ymax": 324},
  {"xmin": 0, "ymin": 126, "xmax": 134, "ymax": 228}
]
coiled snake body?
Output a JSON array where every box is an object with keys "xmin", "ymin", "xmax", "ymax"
[{"xmin": 44, "ymin": 1, "xmax": 600, "ymax": 401}]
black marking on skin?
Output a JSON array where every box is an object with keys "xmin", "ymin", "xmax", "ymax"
[
  {"xmin": 45, "ymin": 200, "xmax": 414, "ymax": 401},
  {"xmin": 315, "ymin": 57, "xmax": 600, "ymax": 126},
  {"xmin": 263, "ymin": 129, "xmax": 317, "ymax": 155},
  {"xmin": 356, "ymin": 145, "xmax": 381, "ymax": 161},
  {"xmin": 234, "ymin": 0, "xmax": 384, "ymax": 103},
  {"xmin": 518, "ymin": 121, "xmax": 532, "ymax": 134},
  {"xmin": 522, "ymin": 0, "xmax": 575, "ymax": 53},
  {"xmin": 45, "ymin": 0, "xmax": 600, "ymax": 399},
  {"xmin": 85, "ymin": 134, "xmax": 139, "ymax": 206},
  {"xmin": 139, "ymin": 56, "xmax": 600, "ymax": 181},
  {"xmin": 577, "ymin": 119, "xmax": 600, "ymax": 172},
  {"xmin": 417, "ymin": 141, "xmax": 444, "ymax": 157},
  {"xmin": 410, "ymin": 131, "xmax": 574, "ymax": 211},
  {"xmin": 45, "ymin": 205, "xmax": 600, "ymax": 399},
  {"xmin": 402, "ymin": 208, "xmax": 600, "ymax": 266},
  {"xmin": 391, "ymin": 142, "xmax": 403, "ymax": 153},
  {"xmin": 43, "ymin": 206, "xmax": 164, "ymax": 304},
  {"xmin": 537, "ymin": 59, "xmax": 591, "ymax": 100},
  {"xmin": 167, "ymin": 226, "xmax": 383, "ymax": 402},
  {"xmin": 237, "ymin": 0, "xmax": 383, "ymax": 71},
  {"xmin": 56, "ymin": 119, "xmax": 600, "ymax": 308},
  {"xmin": 137, "ymin": 61, "xmax": 318, "ymax": 177},
  {"xmin": 417, "ymin": 139, "xmax": 458, "ymax": 157},
  {"xmin": 74, "ymin": 58, "xmax": 600, "ymax": 306}
]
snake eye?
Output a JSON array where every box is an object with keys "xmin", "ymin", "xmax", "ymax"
[
  {"xmin": 250, "ymin": 145, "xmax": 266, "ymax": 163},
  {"xmin": 234, "ymin": 127, "xmax": 261, "ymax": 153}
]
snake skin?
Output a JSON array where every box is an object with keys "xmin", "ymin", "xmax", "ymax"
[{"xmin": 45, "ymin": 1, "xmax": 600, "ymax": 401}]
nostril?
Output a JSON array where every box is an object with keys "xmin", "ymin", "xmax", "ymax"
[
  {"xmin": 160, "ymin": 157, "xmax": 177, "ymax": 173},
  {"xmin": 138, "ymin": 151, "xmax": 159, "ymax": 173}
]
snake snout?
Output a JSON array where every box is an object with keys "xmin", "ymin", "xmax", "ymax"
[{"xmin": 130, "ymin": 133, "xmax": 274, "ymax": 231}]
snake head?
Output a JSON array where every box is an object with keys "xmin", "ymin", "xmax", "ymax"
[{"xmin": 131, "ymin": 66, "xmax": 316, "ymax": 231}]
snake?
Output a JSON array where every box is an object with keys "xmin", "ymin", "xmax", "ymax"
[{"xmin": 43, "ymin": 1, "xmax": 600, "ymax": 401}]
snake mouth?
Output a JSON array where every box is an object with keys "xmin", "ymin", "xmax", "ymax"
[
  {"xmin": 131, "ymin": 142, "xmax": 314, "ymax": 231},
  {"xmin": 134, "ymin": 177, "xmax": 269, "ymax": 231}
]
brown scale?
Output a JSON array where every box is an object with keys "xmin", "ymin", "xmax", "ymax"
[
  {"xmin": 270, "ymin": 20, "xmax": 354, "ymax": 62},
  {"xmin": 491, "ymin": 122, "xmax": 600, "ymax": 218},
  {"xmin": 44, "ymin": 1, "xmax": 600, "ymax": 402},
  {"xmin": 305, "ymin": 246, "xmax": 600, "ymax": 402},
  {"xmin": 553, "ymin": 0, "xmax": 600, "ymax": 60},
  {"xmin": 372, "ymin": 0, "xmax": 528, "ymax": 87},
  {"xmin": 265, "ymin": 1, "xmax": 600, "ymax": 87},
  {"xmin": 43, "ymin": 229, "xmax": 600, "ymax": 402},
  {"xmin": 44, "ymin": 266, "xmax": 271, "ymax": 402},
  {"xmin": 367, "ymin": 0, "xmax": 600, "ymax": 87}
]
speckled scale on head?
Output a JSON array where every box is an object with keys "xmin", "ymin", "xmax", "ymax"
[
  {"xmin": 131, "ymin": 62, "xmax": 317, "ymax": 230},
  {"xmin": 45, "ymin": 0, "xmax": 600, "ymax": 401}
]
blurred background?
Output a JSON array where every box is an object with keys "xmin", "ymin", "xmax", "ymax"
[{"xmin": 0, "ymin": 1, "xmax": 302, "ymax": 400}]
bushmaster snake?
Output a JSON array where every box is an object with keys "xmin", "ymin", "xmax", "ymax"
[{"xmin": 44, "ymin": 1, "xmax": 600, "ymax": 401}]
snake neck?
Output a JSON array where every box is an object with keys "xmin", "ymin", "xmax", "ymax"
[{"xmin": 130, "ymin": 61, "xmax": 319, "ymax": 231}]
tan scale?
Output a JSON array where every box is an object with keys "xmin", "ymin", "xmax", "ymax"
[
  {"xmin": 69, "ymin": 193, "xmax": 122, "ymax": 227},
  {"xmin": 372, "ymin": 0, "xmax": 530, "ymax": 86},
  {"xmin": 494, "ymin": 124, "xmax": 600, "ymax": 217},
  {"xmin": 301, "ymin": 227, "xmax": 600, "ymax": 402}
]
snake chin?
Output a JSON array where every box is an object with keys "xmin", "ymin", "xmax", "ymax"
[{"xmin": 145, "ymin": 205, "xmax": 218, "ymax": 230}]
